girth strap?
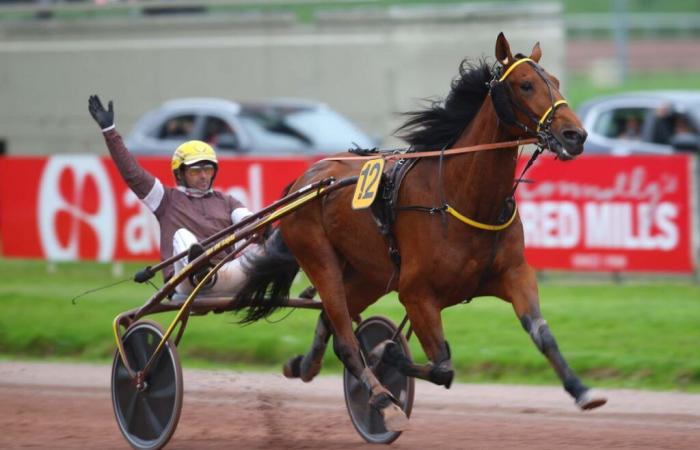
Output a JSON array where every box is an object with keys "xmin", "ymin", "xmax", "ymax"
[
  {"xmin": 444, "ymin": 203, "xmax": 517, "ymax": 231},
  {"xmin": 370, "ymin": 158, "xmax": 419, "ymax": 270}
]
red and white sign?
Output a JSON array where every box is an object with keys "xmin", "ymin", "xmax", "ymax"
[
  {"xmin": 0, "ymin": 154, "xmax": 696, "ymax": 272},
  {"xmin": 516, "ymin": 155, "xmax": 695, "ymax": 272},
  {"xmin": 0, "ymin": 156, "xmax": 313, "ymax": 261}
]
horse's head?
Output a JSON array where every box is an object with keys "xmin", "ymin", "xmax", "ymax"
[{"xmin": 490, "ymin": 32, "xmax": 586, "ymax": 160}]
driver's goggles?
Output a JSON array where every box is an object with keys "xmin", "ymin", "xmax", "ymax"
[{"xmin": 185, "ymin": 164, "xmax": 216, "ymax": 176}]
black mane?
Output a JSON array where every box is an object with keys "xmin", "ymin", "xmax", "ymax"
[{"xmin": 396, "ymin": 59, "xmax": 496, "ymax": 150}]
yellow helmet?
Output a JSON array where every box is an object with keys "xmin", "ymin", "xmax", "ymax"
[
  {"xmin": 171, "ymin": 140, "xmax": 218, "ymax": 189},
  {"xmin": 171, "ymin": 140, "xmax": 218, "ymax": 171}
]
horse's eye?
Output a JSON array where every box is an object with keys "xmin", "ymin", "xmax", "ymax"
[{"xmin": 520, "ymin": 81, "xmax": 533, "ymax": 92}]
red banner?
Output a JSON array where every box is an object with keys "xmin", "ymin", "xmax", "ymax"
[
  {"xmin": 516, "ymin": 155, "xmax": 695, "ymax": 272},
  {"xmin": 0, "ymin": 155, "xmax": 312, "ymax": 261},
  {"xmin": 0, "ymin": 154, "xmax": 696, "ymax": 272}
]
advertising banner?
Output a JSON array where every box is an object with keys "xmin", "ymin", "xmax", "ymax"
[
  {"xmin": 0, "ymin": 156, "xmax": 312, "ymax": 261},
  {"xmin": 516, "ymin": 154, "xmax": 694, "ymax": 272},
  {"xmin": 0, "ymin": 154, "xmax": 696, "ymax": 272}
]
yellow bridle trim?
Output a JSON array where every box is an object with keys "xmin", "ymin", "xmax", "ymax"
[
  {"xmin": 439, "ymin": 56, "xmax": 527, "ymax": 232},
  {"xmin": 445, "ymin": 204, "xmax": 518, "ymax": 231},
  {"xmin": 498, "ymin": 57, "xmax": 534, "ymax": 82},
  {"xmin": 537, "ymin": 99, "xmax": 568, "ymax": 131},
  {"xmin": 435, "ymin": 58, "xmax": 564, "ymax": 232},
  {"xmin": 498, "ymin": 58, "xmax": 569, "ymax": 132}
]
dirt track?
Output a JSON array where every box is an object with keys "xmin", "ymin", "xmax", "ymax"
[{"xmin": 1, "ymin": 361, "xmax": 699, "ymax": 449}]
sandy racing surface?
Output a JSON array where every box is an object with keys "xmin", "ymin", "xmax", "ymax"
[{"xmin": 1, "ymin": 361, "xmax": 699, "ymax": 449}]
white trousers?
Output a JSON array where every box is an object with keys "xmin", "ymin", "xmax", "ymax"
[{"xmin": 172, "ymin": 228, "xmax": 258, "ymax": 295}]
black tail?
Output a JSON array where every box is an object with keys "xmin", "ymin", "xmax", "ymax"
[{"xmin": 233, "ymin": 229, "xmax": 300, "ymax": 324}]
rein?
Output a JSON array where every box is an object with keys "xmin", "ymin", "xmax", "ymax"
[
  {"xmin": 324, "ymin": 57, "xmax": 567, "ymax": 233},
  {"xmin": 322, "ymin": 138, "xmax": 539, "ymax": 232},
  {"xmin": 395, "ymin": 147, "xmax": 542, "ymax": 232},
  {"xmin": 321, "ymin": 137, "xmax": 538, "ymax": 162}
]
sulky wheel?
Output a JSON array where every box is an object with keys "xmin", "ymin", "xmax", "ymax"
[
  {"xmin": 343, "ymin": 316, "xmax": 415, "ymax": 444},
  {"xmin": 111, "ymin": 320, "xmax": 183, "ymax": 450}
]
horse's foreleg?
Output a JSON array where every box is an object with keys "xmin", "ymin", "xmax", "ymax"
[
  {"xmin": 283, "ymin": 312, "xmax": 330, "ymax": 382},
  {"xmin": 487, "ymin": 263, "xmax": 607, "ymax": 410}
]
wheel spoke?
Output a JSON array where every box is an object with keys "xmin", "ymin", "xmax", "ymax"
[
  {"xmin": 383, "ymin": 369, "xmax": 403, "ymax": 391},
  {"xmin": 131, "ymin": 333, "xmax": 150, "ymax": 369},
  {"xmin": 347, "ymin": 375, "xmax": 366, "ymax": 400},
  {"xmin": 124, "ymin": 391, "xmax": 139, "ymax": 433},
  {"xmin": 368, "ymin": 406, "xmax": 385, "ymax": 435},
  {"xmin": 142, "ymin": 396, "xmax": 165, "ymax": 436},
  {"xmin": 148, "ymin": 380, "xmax": 176, "ymax": 400},
  {"xmin": 357, "ymin": 333, "xmax": 371, "ymax": 356},
  {"xmin": 114, "ymin": 364, "xmax": 133, "ymax": 386}
]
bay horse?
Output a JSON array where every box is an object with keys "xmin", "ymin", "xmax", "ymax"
[{"xmin": 234, "ymin": 33, "xmax": 607, "ymax": 430}]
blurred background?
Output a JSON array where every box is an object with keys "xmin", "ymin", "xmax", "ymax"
[
  {"xmin": 0, "ymin": 0, "xmax": 698, "ymax": 393},
  {"xmin": 0, "ymin": 0, "xmax": 698, "ymax": 156}
]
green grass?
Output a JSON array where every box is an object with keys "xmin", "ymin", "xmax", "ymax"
[{"xmin": 1, "ymin": 259, "xmax": 698, "ymax": 392}]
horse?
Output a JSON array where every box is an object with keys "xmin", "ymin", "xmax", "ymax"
[{"xmin": 233, "ymin": 32, "xmax": 607, "ymax": 430}]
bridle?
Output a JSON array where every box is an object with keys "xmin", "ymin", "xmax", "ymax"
[
  {"xmin": 410, "ymin": 57, "xmax": 574, "ymax": 232},
  {"xmin": 489, "ymin": 57, "xmax": 571, "ymax": 158},
  {"xmin": 321, "ymin": 57, "xmax": 577, "ymax": 232}
]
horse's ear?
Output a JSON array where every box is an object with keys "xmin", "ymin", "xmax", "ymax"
[
  {"xmin": 530, "ymin": 42, "xmax": 542, "ymax": 63},
  {"xmin": 495, "ymin": 32, "xmax": 513, "ymax": 66}
]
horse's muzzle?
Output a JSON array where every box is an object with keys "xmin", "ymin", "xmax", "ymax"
[{"xmin": 551, "ymin": 126, "xmax": 586, "ymax": 160}]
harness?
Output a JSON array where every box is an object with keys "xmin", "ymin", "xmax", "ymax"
[
  {"xmin": 369, "ymin": 157, "xmax": 419, "ymax": 268},
  {"xmin": 337, "ymin": 57, "xmax": 570, "ymax": 274}
]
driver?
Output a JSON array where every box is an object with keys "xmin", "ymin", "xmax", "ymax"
[{"xmin": 88, "ymin": 95, "xmax": 256, "ymax": 294}]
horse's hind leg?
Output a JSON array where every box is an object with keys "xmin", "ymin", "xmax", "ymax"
[
  {"xmin": 284, "ymin": 270, "xmax": 386, "ymax": 382},
  {"xmin": 285, "ymin": 232, "xmax": 408, "ymax": 430},
  {"xmin": 484, "ymin": 262, "xmax": 607, "ymax": 410},
  {"xmin": 283, "ymin": 312, "xmax": 330, "ymax": 382}
]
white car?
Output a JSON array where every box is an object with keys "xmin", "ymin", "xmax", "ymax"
[
  {"xmin": 125, "ymin": 97, "xmax": 377, "ymax": 156},
  {"xmin": 577, "ymin": 91, "xmax": 700, "ymax": 156}
]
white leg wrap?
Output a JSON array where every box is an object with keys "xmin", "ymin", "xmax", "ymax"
[{"xmin": 173, "ymin": 229, "xmax": 198, "ymax": 294}]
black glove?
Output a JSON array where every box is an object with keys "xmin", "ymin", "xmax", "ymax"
[{"xmin": 88, "ymin": 95, "xmax": 114, "ymax": 130}]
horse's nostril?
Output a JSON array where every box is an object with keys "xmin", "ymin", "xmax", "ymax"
[{"xmin": 563, "ymin": 129, "xmax": 586, "ymax": 144}]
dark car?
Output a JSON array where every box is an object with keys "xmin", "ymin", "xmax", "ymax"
[
  {"xmin": 577, "ymin": 91, "xmax": 700, "ymax": 155},
  {"xmin": 125, "ymin": 97, "xmax": 377, "ymax": 156}
]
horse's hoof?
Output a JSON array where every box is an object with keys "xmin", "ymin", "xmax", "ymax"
[
  {"xmin": 381, "ymin": 402, "xmax": 410, "ymax": 432},
  {"xmin": 299, "ymin": 359, "xmax": 322, "ymax": 383},
  {"xmin": 429, "ymin": 362, "xmax": 454, "ymax": 389},
  {"xmin": 576, "ymin": 389, "xmax": 607, "ymax": 410},
  {"xmin": 283, "ymin": 355, "xmax": 303, "ymax": 379}
]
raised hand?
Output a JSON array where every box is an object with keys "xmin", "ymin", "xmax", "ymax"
[{"xmin": 88, "ymin": 95, "xmax": 114, "ymax": 129}]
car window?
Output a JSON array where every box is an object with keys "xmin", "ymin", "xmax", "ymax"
[
  {"xmin": 283, "ymin": 109, "xmax": 375, "ymax": 151},
  {"xmin": 157, "ymin": 114, "xmax": 196, "ymax": 139},
  {"xmin": 592, "ymin": 107, "xmax": 648, "ymax": 141},
  {"xmin": 237, "ymin": 115, "xmax": 307, "ymax": 154},
  {"xmin": 240, "ymin": 106, "xmax": 374, "ymax": 153},
  {"xmin": 240, "ymin": 109, "xmax": 311, "ymax": 144},
  {"xmin": 651, "ymin": 112, "xmax": 697, "ymax": 145},
  {"xmin": 201, "ymin": 116, "xmax": 237, "ymax": 148}
]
